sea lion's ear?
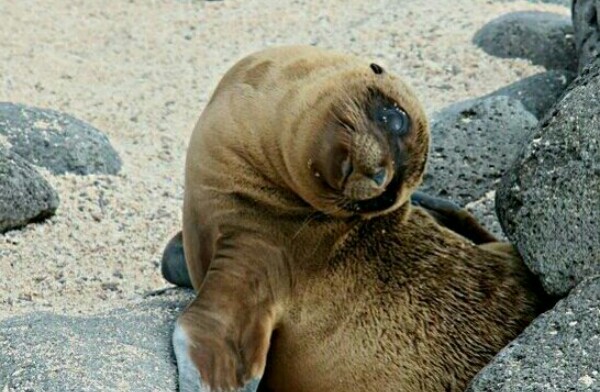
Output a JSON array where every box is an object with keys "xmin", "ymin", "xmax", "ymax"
[{"xmin": 370, "ymin": 63, "xmax": 384, "ymax": 75}]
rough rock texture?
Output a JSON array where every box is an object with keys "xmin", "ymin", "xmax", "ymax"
[
  {"xmin": 501, "ymin": 0, "xmax": 571, "ymax": 5},
  {"xmin": 0, "ymin": 289, "xmax": 194, "ymax": 392},
  {"xmin": 466, "ymin": 276, "xmax": 600, "ymax": 392},
  {"xmin": 420, "ymin": 70, "xmax": 575, "ymax": 238},
  {"xmin": 496, "ymin": 60, "xmax": 600, "ymax": 297},
  {"xmin": 420, "ymin": 95, "xmax": 537, "ymax": 206},
  {"xmin": 573, "ymin": 0, "xmax": 600, "ymax": 71},
  {"xmin": 0, "ymin": 149, "xmax": 59, "ymax": 233},
  {"xmin": 474, "ymin": 11, "xmax": 577, "ymax": 72},
  {"xmin": 484, "ymin": 70, "xmax": 575, "ymax": 119},
  {"xmin": 526, "ymin": 0, "xmax": 571, "ymax": 5},
  {"xmin": 0, "ymin": 102, "xmax": 122, "ymax": 175}
]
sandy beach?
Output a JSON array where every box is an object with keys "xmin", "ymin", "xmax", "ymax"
[{"xmin": 0, "ymin": 0, "xmax": 570, "ymax": 319}]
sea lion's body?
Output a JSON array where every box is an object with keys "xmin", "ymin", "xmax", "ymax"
[
  {"xmin": 262, "ymin": 209, "xmax": 539, "ymax": 391},
  {"xmin": 169, "ymin": 46, "xmax": 548, "ymax": 392}
]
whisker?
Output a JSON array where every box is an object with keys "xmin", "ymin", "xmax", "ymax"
[
  {"xmin": 291, "ymin": 195, "xmax": 349, "ymax": 240},
  {"xmin": 292, "ymin": 210, "xmax": 320, "ymax": 240}
]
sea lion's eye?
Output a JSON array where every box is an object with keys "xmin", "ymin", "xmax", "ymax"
[{"xmin": 375, "ymin": 105, "xmax": 409, "ymax": 136}]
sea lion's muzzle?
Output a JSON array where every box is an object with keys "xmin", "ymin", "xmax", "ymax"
[{"xmin": 334, "ymin": 131, "xmax": 393, "ymax": 201}]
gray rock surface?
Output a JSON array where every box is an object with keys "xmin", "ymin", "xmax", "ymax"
[
  {"xmin": 420, "ymin": 95, "xmax": 537, "ymax": 206},
  {"xmin": 0, "ymin": 149, "xmax": 59, "ymax": 233},
  {"xmin": 0, "ymin": 289, "xmax": 195, "ymax": 392},
  {"xmin": 484, "ymin": 70, "xmax": 575, "ymax": 119},
  {"xmin": 423, "ymin": 70, "xmax": 576, "ymax": 239},
  {"xmin": 499, "ymin": 0, "xmax": 571, "ymax": 6},
  {"xmin": 466, "ymin": 276, "xmax": 600, "ymax": 392},
  {"xmin": 573, "ymin": 0, "xmax": 600, "ymax": 71},
  {"xmin": 526, "ymin": 0, "xmax": 571, "ymax": 5},
  {"xmin": 496, "ymin": 59, "xmax": 600, "ymax": 297},
  {"xmin": 0, "ymin": 102, "xmax": 122, "ymax": 175},
  {"xmin": 473, "ymin": 11, "xmax": 577, "ymax": 72}
]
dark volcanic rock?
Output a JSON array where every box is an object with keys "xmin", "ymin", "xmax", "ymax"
[
  {"xmin": 467, "ymin": 276, "xmax": 600, "ymax": 392},
  {"xmin": 474, "ymin": 11, "xmax": 577, "ymax": 72},
  {"xmin": 485, "ymin": 70, "xmax": 575, "ymax": 119},
  {"xmin": 0, "ymin": 102, "xmax": 122, "ymax": 175},
  {"xmin": 0, "ymin": 150, "xmax": 59, "ymax": 233},
  {"xmin": 573, "ymin": 0, "xmax": 600, "ymax": 71},
  {"xmin": 0, "ymin": 289, "xmax": 195, "ymax": 392},
  {"xmin": 421, "ymin": 71, "xmax": 574, "ymax": 237},
  {"xmin": 496, "ymin": 59, "xmax": 600, "ymax": 297},
  {"xmin": 419, "ymin": 95, "xmax": 537, "ymax": 206}
]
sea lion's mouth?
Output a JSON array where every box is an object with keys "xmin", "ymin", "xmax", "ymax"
[
  {"xmin": 344, "ymin": 165, "xmax": 404, "ymax": 214},
  {"xmin": 340, "ymin": 161, "xmax": 392, "ymax": 201}
]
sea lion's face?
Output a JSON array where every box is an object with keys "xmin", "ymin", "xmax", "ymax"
[{"xmin": 307, "ymin": 83, "xmax": 429, "ymax": 219}]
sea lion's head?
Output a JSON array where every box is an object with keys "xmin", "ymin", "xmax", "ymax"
[{"xmin": 293, "ymin": 63, "xmax": 429, "ymax": 219}]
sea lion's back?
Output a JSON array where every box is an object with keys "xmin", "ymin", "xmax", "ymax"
[{"xmin": 206, "ymin": 45, "xmax": 363, "ymax": 105}]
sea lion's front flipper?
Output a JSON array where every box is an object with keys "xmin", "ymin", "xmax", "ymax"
[
  {"xmin": 171, "ymin": 233, "xmax": 289, "ymax": 392},
  {"xmin": 410, "ymin": 191, "xmax": 498, "ymax": 244}
]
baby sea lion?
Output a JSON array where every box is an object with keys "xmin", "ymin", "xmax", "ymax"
[{"xmin": 166, "ymin": 45, "xmax": 550, "ymax": 392}]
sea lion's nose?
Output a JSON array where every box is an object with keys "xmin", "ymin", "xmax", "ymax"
[
  {"xmin": 371, "ymin": 168, "xmax": 388, "ymax": 187},
  {"xmin": 343, "ymin": 166, "xmax": 390, "ymax": 200}
]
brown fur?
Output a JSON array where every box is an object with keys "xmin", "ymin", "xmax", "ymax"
[{"xmin": 176, "ymin": 45, "xmax": 548, "ymax": 391}]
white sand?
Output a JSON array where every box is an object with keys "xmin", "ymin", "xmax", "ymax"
[{"xmin": 0, "ymin": 0, "xmax": 570, "ymax": 319}]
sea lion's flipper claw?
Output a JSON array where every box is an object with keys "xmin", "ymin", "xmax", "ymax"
[
  {"xmin": 172, "ymin": 322, "xmax": 263, "ymax": 392},
  {"xmin": 172, "ymin": 322, "xmax": 209, "ymax": 392},
  {"xmin": 240, "ymin": 379, "xmax": 261, "ymax": 392}
]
